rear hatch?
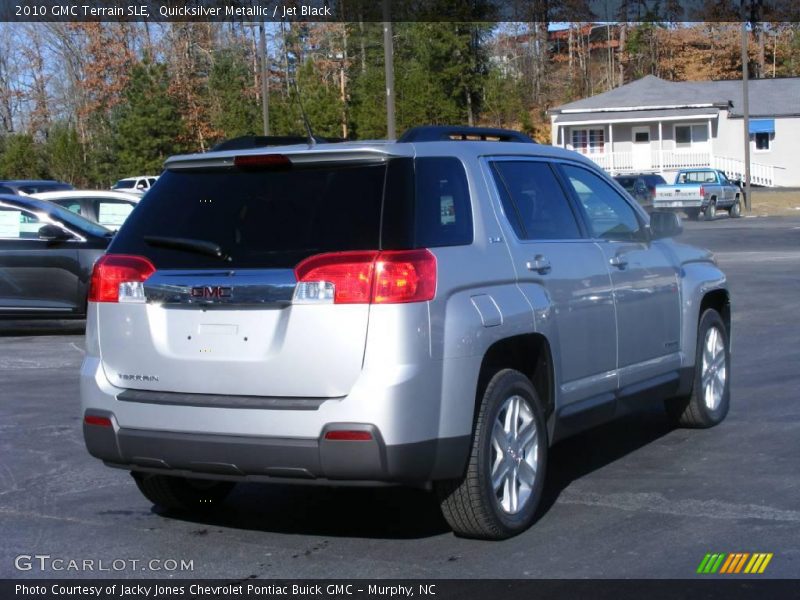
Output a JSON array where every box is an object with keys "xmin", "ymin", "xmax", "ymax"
[{"xmin": 96, "ymin": 152, "xmax": 392, "ymax": 398}]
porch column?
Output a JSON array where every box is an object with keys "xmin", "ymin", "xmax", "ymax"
[
  {"xmin": 609, "ymin": 123, "xmax": 614, "ymax": 174},
  {"xmin": 658, "ymin": 120, "xmax": 664, "ymax": 174},
  {"xmin": 707, "ymin": 118, "xmax": 713, "ymax": 168}
]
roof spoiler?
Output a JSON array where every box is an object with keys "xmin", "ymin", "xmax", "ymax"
[
  {"xmin": 398, "ymin": 126, "xmax": 535, "ymax": 144},
  {"xmin": 211, "ymin": 135, "xmax": 346, "ymax": 152}
]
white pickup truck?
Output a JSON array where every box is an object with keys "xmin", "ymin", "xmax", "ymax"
[{"xmin": 654, "ymin": 169, "xmax": 743, "ymax": 221}]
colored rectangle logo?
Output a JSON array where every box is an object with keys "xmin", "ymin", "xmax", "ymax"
[{"xmin": 698, "ymin": 552, "xmax": 773, "ymax": 575}]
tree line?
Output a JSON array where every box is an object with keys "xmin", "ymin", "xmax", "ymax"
[{"xmin": 1, "ymin": 21, "xmax": 799, "ymax": 187}]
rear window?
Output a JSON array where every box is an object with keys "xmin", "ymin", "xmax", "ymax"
[
  {"xmin": 642, "ymin": 175, "xmax": 666, "ymax": 186},
  {"xmin": 113, "ymin": 179, "xmax": 136, "ymax": 189},
  {"xmin": 18, "ymin": 183, "xmax": 72, "ymax": 194},
  {"xmin": 110, "ymin": 164, "xmax": 387, "ymax": 269},
  {"xmin": 111, "ymin": 157, "xmax": 473, "ymax": 270},
  {"xmin": 614, "ymin": 177, "xmax": 636, "ymax": 192}
]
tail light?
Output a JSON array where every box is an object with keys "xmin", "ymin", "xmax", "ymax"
[
  {"xmin": 294, "ymin": 249, "xmax": 436, "ymax": 305},
  {"xmin": 84, "ymin": 414, "xmax": 112, "ymax": 427},
  {"xmin": 88, "ymin": 254, "xmax": 155, "ymax": 303},
  {"xmin": 699, "ymin": 186, "xmax": 705, "ymax": 197}
]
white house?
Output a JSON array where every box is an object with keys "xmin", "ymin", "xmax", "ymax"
[{"xmin": 549, "ymin": 75, "xmax": 800, "ymax": 187}]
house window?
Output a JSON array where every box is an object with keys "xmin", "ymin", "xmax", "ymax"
[
  {"xmin": 754, "ymin": 132, "xmax": 771, "ymax": 151},
  {"xmin": 571, "ymin": 128, "xmax": 605, "ymax": 154},
  {"xmin": 674, "ymin": 124, "xmax": 709, "ymax": 150}
]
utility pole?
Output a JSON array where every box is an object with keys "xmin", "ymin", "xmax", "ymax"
[
  {"xmin": 259, "ymin": 22, "xmax": 269, "ymax": 136},
  {"xmin": 382, "ymin": 0, "xmax": 396, "ymax": 140},
  {"xmin": 741, "ymin": 21, "xmax": 751, "ymax": 211}
]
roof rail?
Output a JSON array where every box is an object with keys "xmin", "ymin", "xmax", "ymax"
[
  {"xmin": 211, "ymin": 135, "xmax": 345, "ymax": 152},
  {"xmin": 397, "ymin": 126, "xmax": 535, "ymax": 144}
]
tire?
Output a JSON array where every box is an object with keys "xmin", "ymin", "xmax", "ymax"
[
  {"xmin": 729, "ymin": 197, "xmax": 742, "ymax": 218},
  {"xmin": 132, "ymin": 473, "xmax": 234, "ymax": 511},
  {"xmin": 686, "ymin": 209, "xmax": 701, "ymax": 221},
  {"xmin": 665, "ymin": 309, "xmax": 730, "ymax": 428},
  {"xmin": 704, "ymin": 199, "xmax": 717, "ymax": 221},
  {"xmin": 435, "ymin": 369, "xmax": 547, "ymax": 540}
]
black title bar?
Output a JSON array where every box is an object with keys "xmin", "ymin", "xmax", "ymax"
[
  {"xmin": 1, "ymin": 0, "xmax": 799, "ymax": 23},
  {"xmin": 5, "ymin": 579, "xmax": 800, "ymax": 600}
]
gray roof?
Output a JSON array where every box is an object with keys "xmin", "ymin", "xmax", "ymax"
[
  {"xmin": 551, "ymin": 75, "xmax": 800, "ymax": 118},
  {"xmin": 553, "ymin": 107, "xmax": 719, "ymax": 124}
]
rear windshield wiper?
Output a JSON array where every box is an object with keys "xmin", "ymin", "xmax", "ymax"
[{"xmin": 144, "ymin": 235, "xmax": 230, "ymax": 261}]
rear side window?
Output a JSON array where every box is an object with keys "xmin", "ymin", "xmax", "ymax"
[
  {"xmin": 490, "ymin": 161, "xmax": 582, "ymax": 240},
  {"xmin": 110, "ymin": 164, "xmax": 386, "ymax": 269},
  {"xmin": 414, "ymin": 157, "xmax": 472, "ymax": 247},
  {"xmin": 52, "ymin": 199, "xmax": 83, "ymax": 214},
  {"xmin": 95, "ymin": 199, "xmax": 135, "ymax": 228},
  {"xmin": 382, "ymin": 157, "xmax": 473, "ymax": 249}
]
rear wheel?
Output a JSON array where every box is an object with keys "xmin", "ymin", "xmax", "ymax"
[
  {"xmin": 729, "ymin": 197, "xmax": 742, "ymax": 218},
  {"xmin": 665, "ymin": 309, "xmax": 730, "ymax": 428},
  {"xmin": 132, "ymin": 473, "xmax": 234, "ymax": 511},
  {"xmin": 704, "ymin": 199, "xmax": 717, "ymax": 221},
  {"xmin": 435, "ymin": 369, "xmax": 547, "ymax": 539},
  {"xmin": 686, "ymin": 209, "xmax": 701, "ymax": 221}
]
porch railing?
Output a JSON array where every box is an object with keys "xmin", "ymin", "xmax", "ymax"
[{"xmin": 582, "ymin": 151, "xmax": 775, "ymax": 186}]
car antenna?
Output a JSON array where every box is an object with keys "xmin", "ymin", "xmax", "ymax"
[{"xmin": 291, "ymin": 77, "xmax": 316, "ymax": 148}]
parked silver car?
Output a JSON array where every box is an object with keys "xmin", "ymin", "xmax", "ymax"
[{"xmin": 81, "ymin": 127, "xmax": 731, "ymax": 539}]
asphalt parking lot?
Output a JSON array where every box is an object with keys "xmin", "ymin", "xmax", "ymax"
[{"xmin": 1, "ymin": 215, "xmax": 799, "ymax": 579}]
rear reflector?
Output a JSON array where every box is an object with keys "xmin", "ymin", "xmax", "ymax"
[
  {"xmin": 324, "ymin": 430, "xmax": 373, "ymax": 441},
  {"xmin": 234, "ymin": 154, "xmax": 291, "ymax": 170},
  {"xmin": 294, "ymin": 249, "xmax": 436, "ymax": 305},
  {"xmin": 84, "ymin": 415, "xmax": 112, "ymax": 427},
  {"xmin": 88, "ymin": 254, "xmax": 155, "ymax": 303}
]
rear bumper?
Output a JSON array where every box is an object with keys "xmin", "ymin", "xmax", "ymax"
[
  {"xmin": 83, "ymin": 410, "xmax": 469, "ymax": 484},
  {"xmin": 653, "ymin": 200, "xmax": 705, "ymax": 210}
]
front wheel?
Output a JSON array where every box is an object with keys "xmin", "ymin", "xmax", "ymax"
[
  {"xmin": 132, "ymin": 473, "xmax": 235, "ymax": 512},
  {"xmin": 435, "ymin": 369, "xmax": 547, "ymax": 539},
  {"xmin": 665, "ymin": 309, "xmax": 730, "ymax": 428}
]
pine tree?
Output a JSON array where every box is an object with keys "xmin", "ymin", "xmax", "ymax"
[{"xmin": 112, "ymin": 61, "xmax": 183, "ymax": 178}]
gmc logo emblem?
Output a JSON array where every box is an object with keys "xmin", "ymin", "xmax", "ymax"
[{"xmin": 190, "ymin": 286, "xmax": 232, "ymax": 299}]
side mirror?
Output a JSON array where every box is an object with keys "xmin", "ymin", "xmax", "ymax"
[
  {"xmin": 38, "ymin": 224, "xmax": 73, "ymax": 242},
  {"xmin": 650, "ymin": 211, "xmax": 683, "ymax": 240},
  {"xmin": 136, "ymin": 183, "xmax": 146, "ymax": 190}
]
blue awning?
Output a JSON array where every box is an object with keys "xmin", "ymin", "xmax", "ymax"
[{"xmin": 749, "ymin": 119, "xmax": 775, "ymax": 134}]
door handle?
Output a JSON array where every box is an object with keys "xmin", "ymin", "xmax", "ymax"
[
  {"xmin": 609, "ymin": 255, "xmax": 628, "ymax": 269},
  {"xmin": 526, "ymin": 255, "xmax": 551, "ymax": 274}
]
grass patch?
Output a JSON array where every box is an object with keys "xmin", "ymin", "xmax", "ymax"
[{"xmin": 746, "ymin": 191, "xmax": 800, "ymax": 216}]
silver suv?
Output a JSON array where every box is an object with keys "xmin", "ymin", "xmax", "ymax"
[{"xmin": 81, "ymin": 127, "xmax": 731, "ymax": 539}]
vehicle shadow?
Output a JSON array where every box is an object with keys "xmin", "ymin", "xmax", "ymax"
[
  {"xmin": 0, "ymin": 319, "xmax": 85, "ymax": 336},
  {"xmin": 536, "ymin": 403, "xmax": 674, "ymax": 520},
  {"xmin": 155, "ymin": 483, "xmax": 451, "ymax": 540},
  {"xmin": 157, "ymin": 403, "xmax": 675, "ymax": 540}
]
